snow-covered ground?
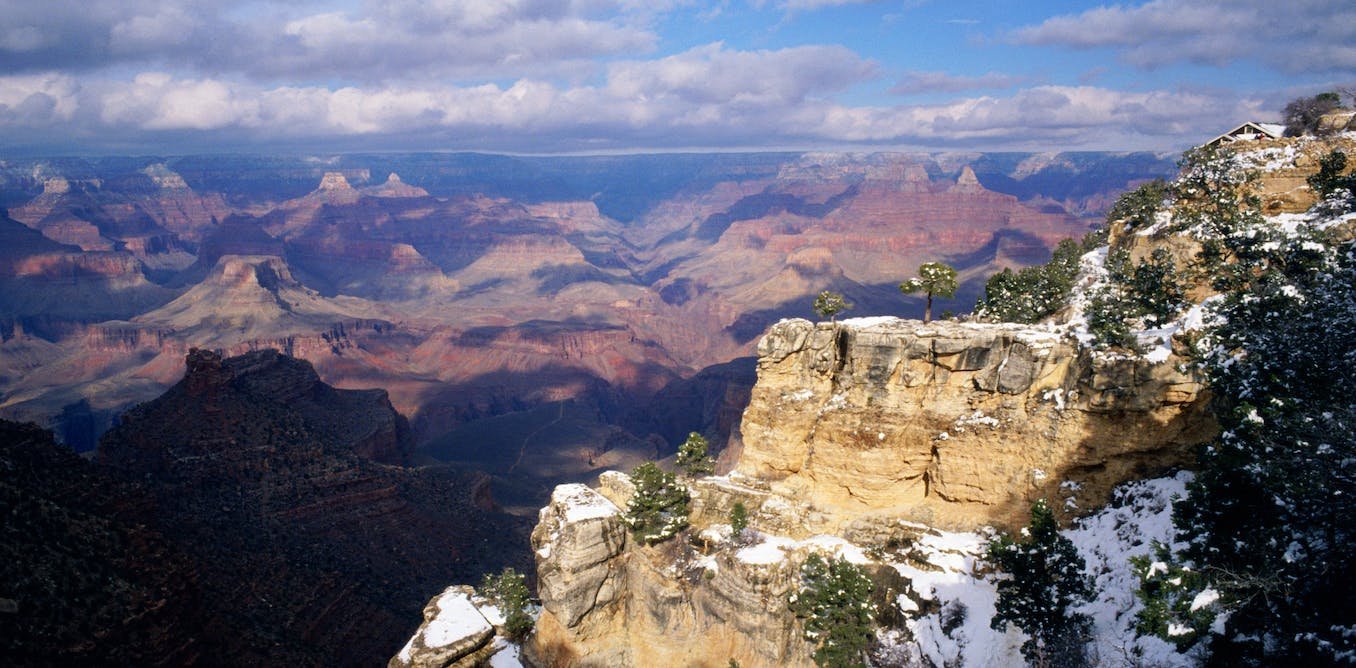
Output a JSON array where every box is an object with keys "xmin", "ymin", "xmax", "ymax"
[{"xmin": 874, "ymin": 473, "xmax": 1198, "ymax": 667}]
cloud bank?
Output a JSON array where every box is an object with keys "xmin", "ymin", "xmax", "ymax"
[{"xmin": 0, "ymin": 0, "xmax": 1348, "ymax": 153}]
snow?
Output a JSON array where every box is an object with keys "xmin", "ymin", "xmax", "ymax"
[
  {"xmin": 488, "ymin": 637, "xmax": 524, "ymax": 667},
  {"xmin": 1190, "ymin": 588, "xmax": 1220, "ymax": 612},
  {"xmin": 819, "ymin": 392, "xmax": 848, "ymax": 413},
  {"xmin": 735, "ymin": 535, "xmax": 797, "ymax": 565},
  {"xmin": 699, "ymin": 524, "xmax": 733, "ymax": 544},
  {"xmin": 478, "ymin": 602, "xmax": 505, "ymax": 626},
  {"xmin": 1067, "ymin": 472, "xmax": 1198, "ymax": 666},
  {"xmin": 892, "ymin": 527, "xmax": 1021, "ymax": 667},
  {"xmin": 953, "ymin": 410, "xmax": 1000, "ymax": 431},
  {"xmin": 872, "ymin": 473, "xmax": 1199, "ymax": 667},
  {"xmin": 783, "ymin": 388, "xmax": 814, "ymax": 402},
  {"xmin": 423, "ymin": 590, "xmax": 492, "ymax": 648},
  {"xmin": 838, "ymin": 316, "xmax": 906, "ymax": 328},
  {"xmin": 800, "ymin": 534, "xmax": 870, "ymax": 564},
  {"xmin": 1043, "ymin": 388, "xmax": 1067, "ymax": 411},
  {"xmin": 551, "ymin": 483, "xmax": 619, "ymax": 523}
]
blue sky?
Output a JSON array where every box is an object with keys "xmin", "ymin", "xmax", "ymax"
[{"xmin": 0, "ymin": 0, "xmax": 1352, "ymax": 155}]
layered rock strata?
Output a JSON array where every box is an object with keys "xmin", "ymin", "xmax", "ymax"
[
  {"xmin": 391, "ymin": 586, "xmax": 501, "ymax": 668},
  {"xmin": 525, "ymin": 483, "xmax": 816, "ymax": 667},
  {"xmin": 733, "ymin": 318, "xmax": 1212, "ymax": 531},
  {"xmin": 522, "ymin": 317, "xmax": 1215, "ymax": 666}
]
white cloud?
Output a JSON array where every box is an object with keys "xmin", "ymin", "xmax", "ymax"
[
  {"xmin": 0, "ymin": 61, "xmax": 1263, "ymax": 153},
  {"xmin": 811, "ymin": 85, "xmax": 1266, "ymax": 147},
  {"xmin": 0, "ymin": 73, "xmax": 80, "ymax": 124},
  {"xmin": 605, "ymin": 43, "xmax": 876, "ymax": 106},
  {"xmin": 781, "ymin": 0, "xmax": 878, "ymax": 10},
  {"xmin": 1012, "ymin": 0, "xmax": 1356, "ymax": 73}
]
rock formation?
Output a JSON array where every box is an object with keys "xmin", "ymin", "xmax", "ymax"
[
  {"xmin": 521, "ymin": 313, "xmax": 1215, "ymax": 665},
  {"xmin": 0, "ymin": 150, "xmax": 1183, "ymax": 513},
  {"xmin": 87, "ymin": 349, "xmax": 533, "ymax": 665},
  {"xmin": 391, "ymin": 586, "xmax": 503, "ymax": 668},
  {"xmin": 732, "ymin": 317, "xmax": 1212, "ymax": 531}
]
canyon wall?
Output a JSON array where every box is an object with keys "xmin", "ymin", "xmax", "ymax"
[
  {"xmin": 732, "ymin": 317, "xmax": 1213, "ymax": 531},
  {"xmin": 523, "ymin": 317, "xmax": 1216, "ymax": 666}
]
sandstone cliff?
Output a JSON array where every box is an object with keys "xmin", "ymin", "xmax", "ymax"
[
  {"xmin": 731, "ymin": 317, "xmax": 1212, "ymax": 531},
  {"xmin": 521, "ymin": 315, "xmax": 1214, "ymax": 666}
]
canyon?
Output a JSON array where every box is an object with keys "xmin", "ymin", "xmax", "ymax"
[
  {"xmin": 0, "ymin": 151, "xmax": 1175, "ymax": 511},
  {"xmin": 2, "ymin": 349, "xmax": 530, "ymax": 665}
]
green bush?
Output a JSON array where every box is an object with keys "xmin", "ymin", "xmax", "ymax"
[
  {"xmin": 813, "ymin": 291, "xmax": 851, "ymax": 321},
  {"xmin": 1108, "ymin": 178, "xmax": 1169, "ymax": 232},
  {"xmin": 975, "ymin": 232, "xmax": 1101, "ymax": 324},
  {"xmin": 1308, "ymin": 150, "xmax": 1356, "ymax": 214},
  {"xmin": 1130, "ymin": 545, "xmax": 1217, "ymax": 650},
  {"xmin": 899, "ymin": 261, "xmax": 958, "ymax": 323},
  {"xmin": 729, "ymin": 501, "xmax": 748, "ymax": 535}
]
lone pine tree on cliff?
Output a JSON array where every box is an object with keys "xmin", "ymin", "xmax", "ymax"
[
  {"xmin": 675, "ymin": 431, "xmax": 715, "ymax": 477},
  {"xmin": 813, "ymin": 290, "xmax": 851, "ymax": 321},
  {"xmin": 899, "ymin": 262, "xmax": 958, "ymax": 323}
]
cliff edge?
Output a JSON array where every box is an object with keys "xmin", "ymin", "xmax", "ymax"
[{"xmin": 732, "ymin": 316, "xmax": 1212, "ymax": 531}]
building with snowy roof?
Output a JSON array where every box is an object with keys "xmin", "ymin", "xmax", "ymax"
[{"xmin": 1203, "ymin": 121, "xmax": 1286, "ymax": 148}]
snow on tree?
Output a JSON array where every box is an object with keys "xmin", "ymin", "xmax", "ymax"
[
  {"xmin": 788, "ymin": 553, "xmax": 876, "ymax": 668},
  {"xmin": 1135, "ymin": 145, "xmax": 1356, "ymax": 665},
  {"xmin": 974, "ymin": 232, "xmax": 1104, "ymax": 324},
  {"xmin": 987, "ymin": 499, "xmax": 1093, "ymax": 667},
  {"xmin": 479, "ymin": 567, "xmax": 534, "ymax": 640},
  {"xmin": 813, "ymin": 290, "xmax": 851, "ymax": 321},
  {"xmin": 729, "ymin": 500, "xmax": 749, "ymax": 537},
  {"xmin": 899, "ymin": 262, "xmax": 958, "ymax": 323},
  {"xmin": 623, "ymin": 462, "xmax": 690, "ymax": 545},
  {"xmin": 675, "ymin": 431, "xmax": 715, "ymax": 477}
]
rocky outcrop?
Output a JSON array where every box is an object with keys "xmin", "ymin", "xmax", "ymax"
[
  {"xmin": 524, "ymin": 315, "xmax": 1213, "ymax": 666},
  {"xmin": 391, "ymin": 586, "xmax": 499, "ymax": 668},
  {"xmin": 365, "ymin": 173, "xmax": 431, "ymax": 198},
  {"xmin": 525, "ymin": 480, "xmax": 816, "ymax": 667},
  {"xmin": 1241, "ymin": 133, "xmax": 1356, "ymax": 214},
  {"xmin": 733, "ymin": 318, "xmax": 1211, "ymax": 531}
]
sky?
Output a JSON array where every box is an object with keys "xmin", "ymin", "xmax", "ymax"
[{"xmin": 0, "ymin": 0, "xmax": 1353, "ymax": 156}]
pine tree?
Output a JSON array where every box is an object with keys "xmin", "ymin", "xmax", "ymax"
[
  {"xmin": 789, "ymin": 554, "xmax": 876, "ymax": 668},
  {"xmin": 623, "ymin": 462, "xmax": 690, "ymax": 545},
  {"xmin": 813, "ymin": 291, "xmax": 851, "ymax": 321},
  {"xmin": 987, "ymin": 499, "xmax": 1092, "ymax": 668},
  {"xmin": 1307, "ymin": 150, "xmax": 1356, "ymax": 215},
  {"xmin": 479, "ymin": 567, "xmax": 534, "ymax": 641},
  {"xmin": 1106, "ymin": 178, "xmax": 1169, "ymax": 232},
  {"xmin": 675, "ymin": 432, "xmax": 715, "ymax": 477},
  {"xmin": 729, "ymin": 501, "xmax": 748, "ymax": 536},
  {"xmin": 975, "ymin": 231, "xmax": 1103, "ymax": 324},
  {"xmin": 1128, "ymin": 145, "xmax": 1356, "ymax": 664},
  {"xmin": 1167, "ymin": 222, "xmax": 1356, "ymax": 664},
  {"xmin": 899, "ymin": 262, "xmax": 958, "ymax": 323}
]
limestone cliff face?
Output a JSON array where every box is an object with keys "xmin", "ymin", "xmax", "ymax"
[{"xmin": 734, "ymin": 318, "xmax": 1212, "ymax": 531}]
